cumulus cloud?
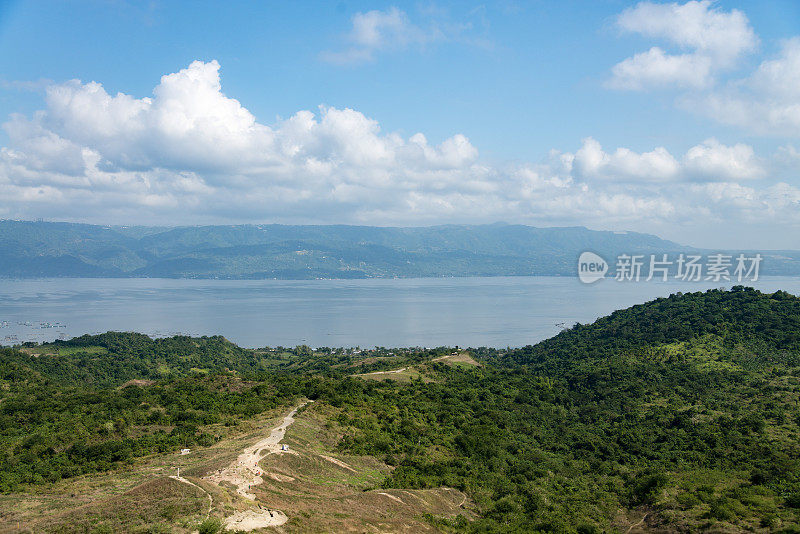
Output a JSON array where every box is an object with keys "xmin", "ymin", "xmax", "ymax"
[
  {"xmin": 0, "ymin": 60, "xmax": 798, "ymax": 239},
  {"xmin": 606, "ymin": 2, "xmax": 800, "ymax": 140},
  {"xmin": 686, "ymin": 38, "xmax": 800, "ymax": 136},
  {"xmin": 608, "ymin": 0, "xmax": 757, "ymax": 90},
  {"xmin": 682, "ymin": 138, "xmax": 764, "ymax": 180},
  {"xmin": 568, "ymin": 137, "xmax": 763, "ymax": 182},
  {"xmin": 609, "ymin": 48, "xmax": 713, "ymax": 90},
  {"xmin": 572, "ymin": 138, "xmax": 681, "ymax": 182}
]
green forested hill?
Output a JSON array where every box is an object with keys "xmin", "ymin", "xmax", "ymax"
[
  {"xmin": 334, "ymin": 289, "xmax": 800, "ymax": 532},
  {"xmin": 3, "ymin": 288, "xmax": 800, "ymax": 532},
  {"xmin": 500, "ymin": 286, "xmax": 800, "ymax": 371},
  {"xmin": 6, "ymin": 332, "xmax": 266, "ymax": 385},
  {"xmin": 6, "ymin": 219, "xmax": 800, "ymax": 279}
]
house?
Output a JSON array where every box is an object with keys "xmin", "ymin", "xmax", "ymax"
[{"xmin": 180, "ymin": 448, "xmax": 191, "ymax": 455}]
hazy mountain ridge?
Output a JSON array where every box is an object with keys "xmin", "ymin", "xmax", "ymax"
[{"xmin": 1, "ymin": 220, "xmax": 798, "ymax": 279}]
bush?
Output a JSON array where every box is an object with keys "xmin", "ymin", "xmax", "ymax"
[
  {"xmin": 708, "ymin": 500, "xmax": 735, "ymax": 521},
  {"xmin": 785, "ymin": 492, "xmax": 800, "ymax": 509},
  {"xmin": 576, "ymin": 523, "xmax": 601, "ymax": 534},
  {"xmin": 676, "ymin": 492, "xmax": 700, "ymax": 509},
  {"xmin": 197, "ymin": 517, "xmax": 222, "ymax": 534},
  {"xmin": 631, "ymin": 473, "xmax": 668, "ymax": 505}
]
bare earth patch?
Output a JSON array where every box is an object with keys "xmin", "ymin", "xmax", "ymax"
[
  {"xmin": 431, "ymin": 352, "xmax": 482, "ymax": 367},
  {"xmin": 224, "ymin": 507, "xmax": 288, "ymax": 530},
  {"xmin": 121, "ymin": 378, "xmax": 156, "ymax": 387},
  {"xmin": 267, "ymin": 472, "xmax": 295, "ymax": 482},
  {"xmin": 203, "ymin": 401, "xmax": 311, "ymax": 531},
  {"xmin": 377, "ymin": 492, "xmax": 405, "ymax": 504}
]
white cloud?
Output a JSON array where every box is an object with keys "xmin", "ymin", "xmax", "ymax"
[
  {"xmin": 683, "ymin": 138, "xmax": 764, "ymax": 180},
  {"xmin": 616, "ymin": 0, "xmax": 756, "ymax": 62},
  {"xmin": 350, "ymin": 8, "xmax": 428, "ymax": 49},
  {"xmin": 607, "ymin": 2, "xmax": 800, "ymax": 140},
  {"xmin": 569, "ymin": 137, "xmax": 762, "ymax": 182},
  {"xmin": 320, "ymin": 7, "xmax": 439, "ymax": 65},
  {"xmin": 1, "ymin": 60, "xmax": 798, "ymax": 242},
  {"xmin": 687, "ymin": 38, "xmax": 800, "ymax": 135},
  {"xmin": 608, "ymin": 0, "xmax": 757, "ymax": 90},
  {"xmin": 608, "ymin": 47, "xmax": 713, "ymax": 90},
  {"xmin": 572, "ymin": 137, "xmax": 681, "ymax": 182}
]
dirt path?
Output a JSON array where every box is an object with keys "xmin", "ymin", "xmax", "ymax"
[
  {"xmin": 169, "ymin": 475, "xmax": 212, "ymax": 520},
  {"xmin": 361, "ymin": 367, "xmax": 407, "ymax": 375},
  {"xmin": 625, "ymin": 512, "xmax": 649, "ymax": 533},
  {"xmin": 377, "ymin": 492, "xmax": 404, "ymax": 503},
  {"xmin": 320, "ymin": 454, "xmax": 356, "ymax": 472},
  {"xmin": 204, "ymin": 401, "xmax": 311, "ymax": 531}
]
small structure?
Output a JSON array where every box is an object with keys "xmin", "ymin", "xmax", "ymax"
[
  {"xmin": 281, "ymin": 444, "xmax": 289, "ymax": 451},
  {"xmin": 180, "ymin": 448, "xmax": 191, "ymax": 455}
]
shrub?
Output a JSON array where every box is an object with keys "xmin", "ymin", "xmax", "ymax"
[{"xmin": 198, "ymin": 517, "xmax": 222, "ymax": 534}]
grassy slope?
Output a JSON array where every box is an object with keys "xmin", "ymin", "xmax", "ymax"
[{"xmin": 2, "ymin": 404, "xmax": 472, "ymax": 534}]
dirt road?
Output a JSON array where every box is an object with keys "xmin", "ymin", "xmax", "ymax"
[
  {"xmin": 360, "ymin": 367, "xmax": 407, "ymax": 375},
  {"xmin": 204, "ymin": 401, "xmax": 311, "ymax": 530}
]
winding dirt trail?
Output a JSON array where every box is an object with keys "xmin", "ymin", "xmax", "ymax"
[
  {"xmin": 168, "ymin": 475, "xmax": 212, "ymax": 520},
  {"xmin": 625, "ymin": 512, "xmax": 649, "ymax": 533},
  {"xmin": 203, "ymin": 401, "xmax": 311, "ymax": 531}
]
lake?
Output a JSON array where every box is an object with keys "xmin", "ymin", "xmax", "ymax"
[{"xmin": 2, "ymin": 276, "xmax": 799, "ymax": 348}]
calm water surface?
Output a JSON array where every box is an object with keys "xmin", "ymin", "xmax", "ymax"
[{"xmin": 1, "ymin": 276, "xmax": 799, "ymax": 348}]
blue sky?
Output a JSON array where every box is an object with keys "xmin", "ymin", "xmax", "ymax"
[{"xmin": 0, "ymin": 1, "xmax": 799, "ymax": 248}]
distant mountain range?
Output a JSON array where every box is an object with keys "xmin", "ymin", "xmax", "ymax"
[{"xmin": 1, "ymin": 220, "xmax": 799, "ymax": 279}]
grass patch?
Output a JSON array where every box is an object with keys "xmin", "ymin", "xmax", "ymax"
[{"xmin": 35, "ymin": 477, "xmax": 208, "ymax": 533}]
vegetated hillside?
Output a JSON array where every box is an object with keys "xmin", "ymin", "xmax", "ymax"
[
  {"xmin": 335, "ymin": 288, "xmax": 800, "ymax": 532},
  {"xmin": 7, "ymin": 332, "xmax": 268, "ymax": 386},
  {"xmin": 6, "ymin": 333, "xmax": 441, "ymax": 386},
  {"xmin": 3, "ymin": 288, "xmax": 800, "ymax": 532},
  {"xmin": 0, "ymin": 219, "xmax": 767, "ymax": 279},
  {"xmin": 499, "ymin": 285, "xmax": 800, "ymax": 371}
]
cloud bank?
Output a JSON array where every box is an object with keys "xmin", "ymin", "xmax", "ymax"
[{"xmin": 0, "ymin": 60, "xmax": 798, "ymax": 242}]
